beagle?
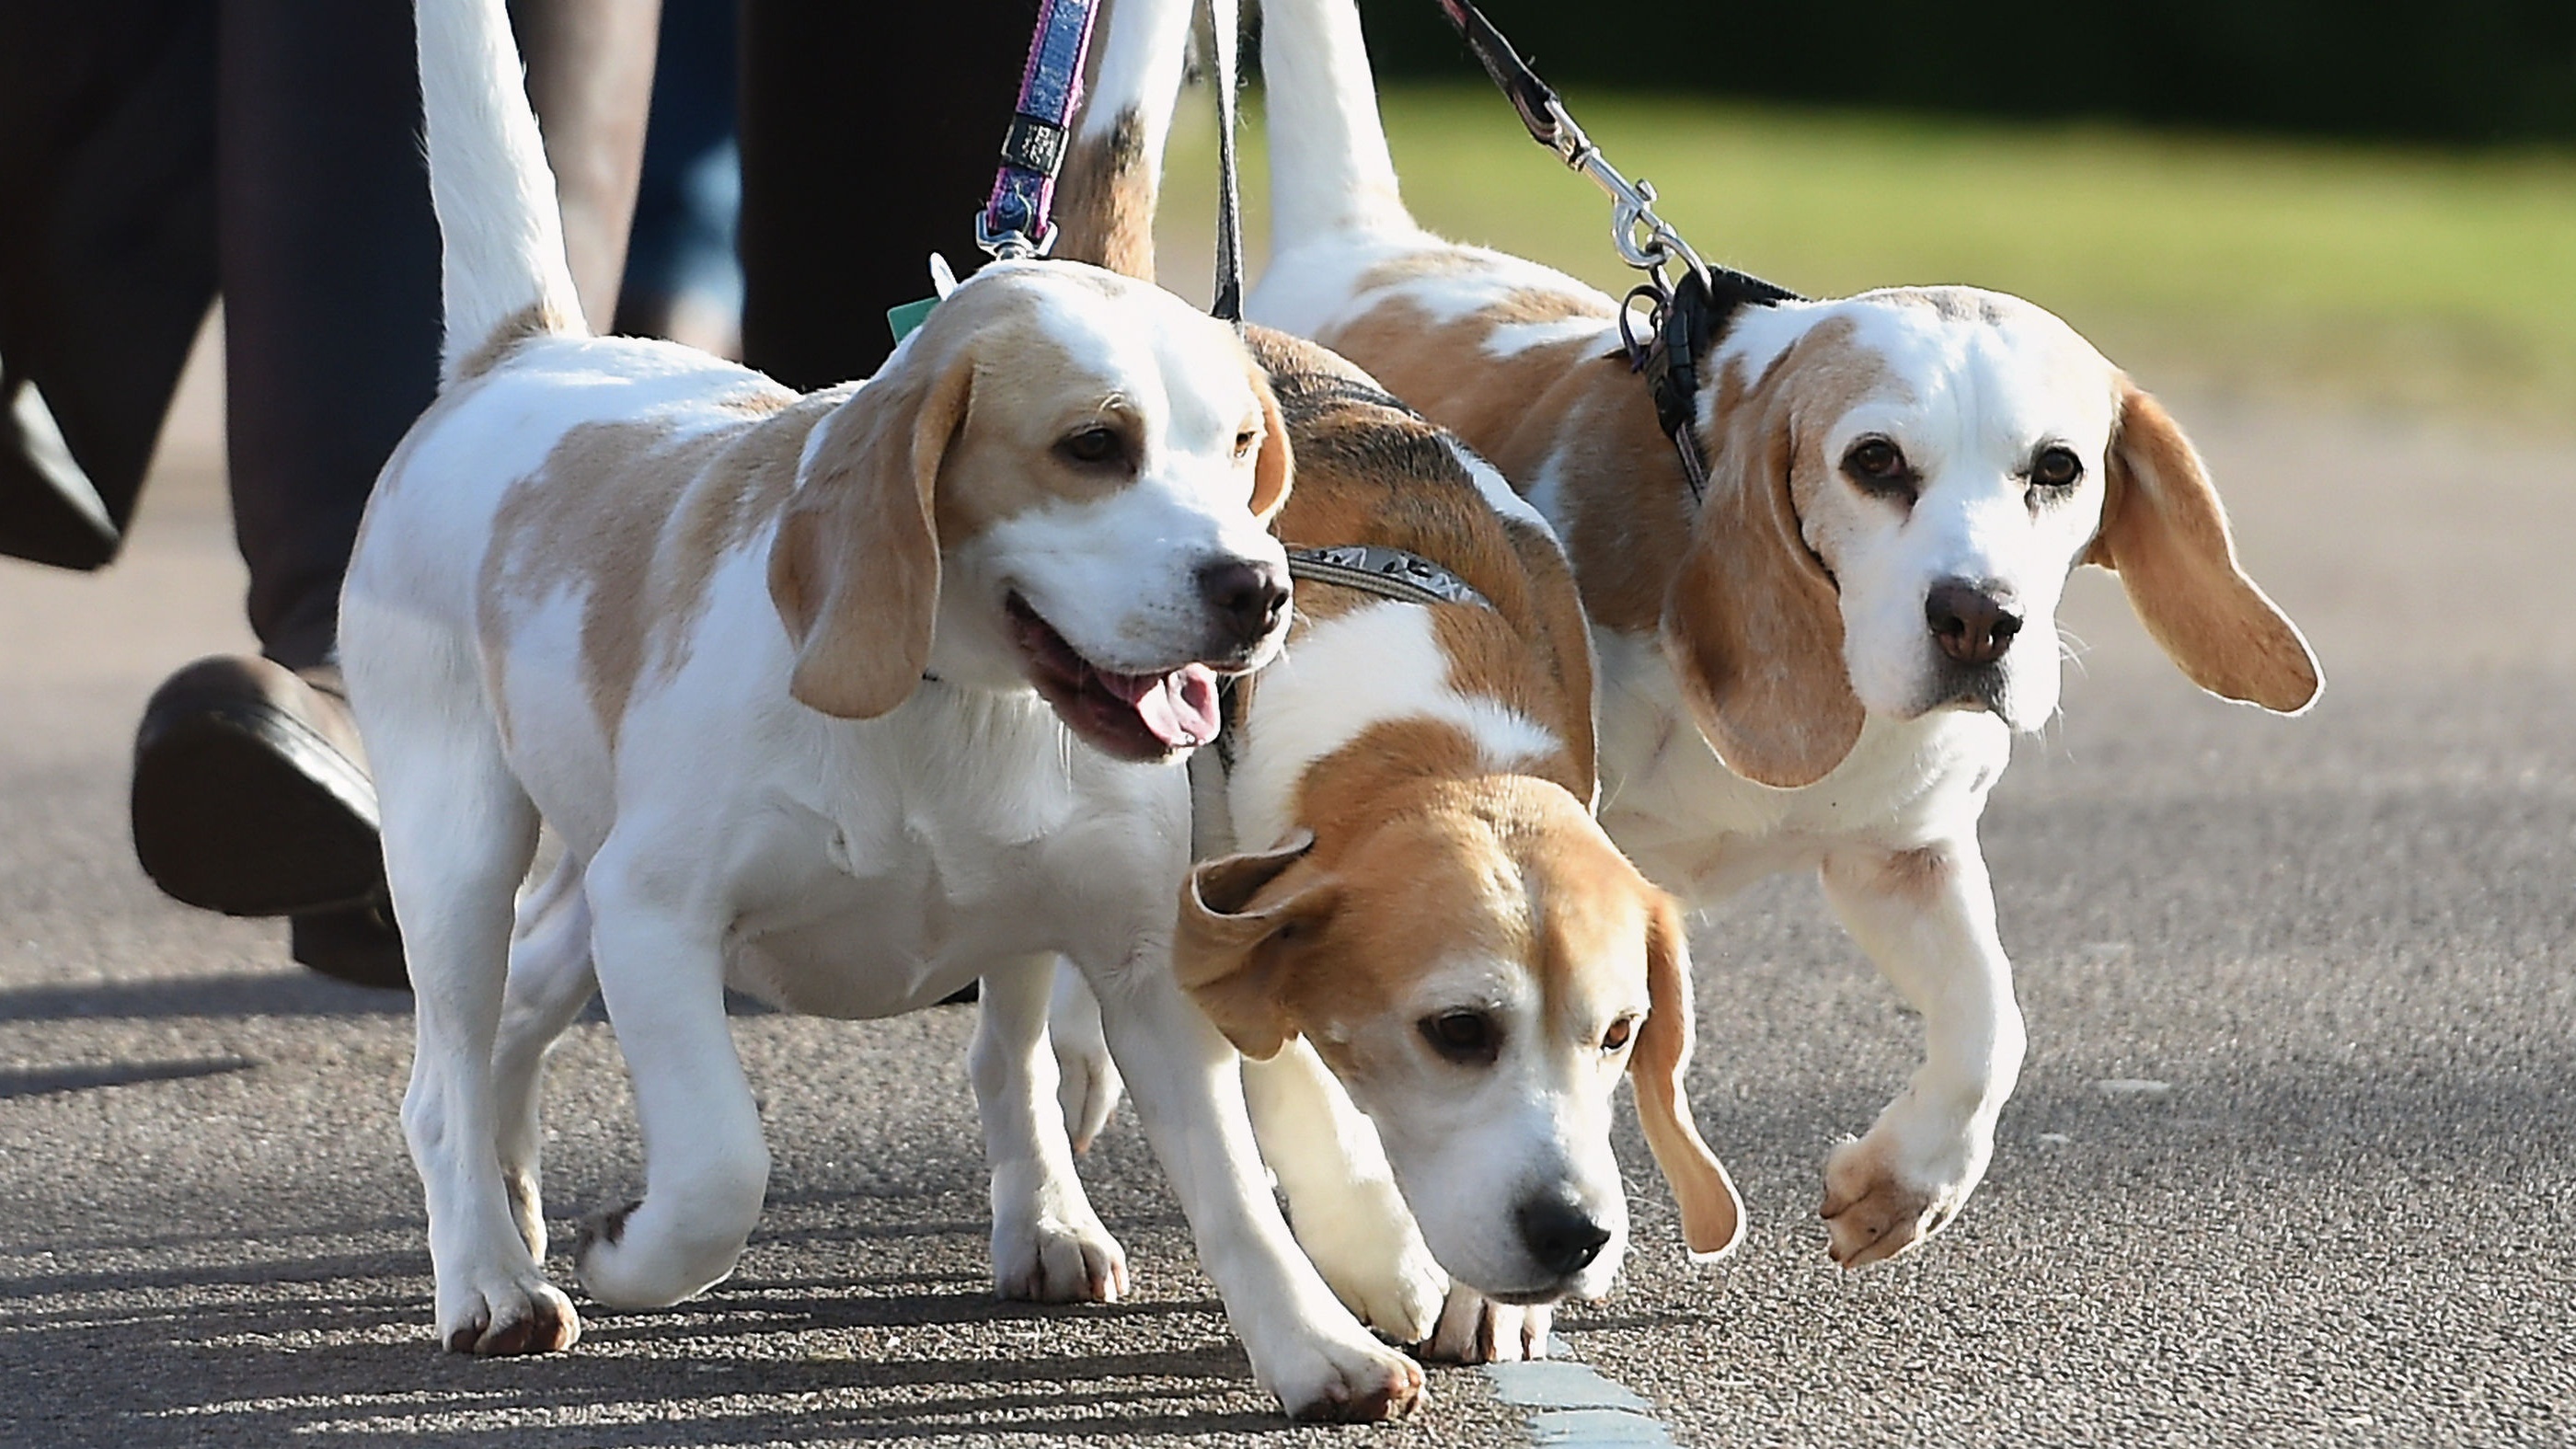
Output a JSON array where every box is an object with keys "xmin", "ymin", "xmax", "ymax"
[
  {"xmin": 336, "ymin": 0, "xmax": 1427, "ymax": 1420},
  {"xmin": 1044, "ymin": 0, "xmax": 1740, "ymax": 1364},
  {"xmin": 1243, "ymin": 0, "xmax": 2321, "ymax": 1267}
]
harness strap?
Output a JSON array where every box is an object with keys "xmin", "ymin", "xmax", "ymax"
[
  {"xmin": 1289, "ymin": 545, "xmax": 1490, "ymax": 611},
  {"xmin": 978, "ymin": 0, "xmax": 1102, "ymax": 260}
]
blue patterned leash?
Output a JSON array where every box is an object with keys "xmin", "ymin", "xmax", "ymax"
[
  {"xmin": 888, "ymin": 0, "xmax": 1102, "ymax": 341},
  {"xmin": 978, "ymin": 0, "xmax": 1100, "ymax": 259}
]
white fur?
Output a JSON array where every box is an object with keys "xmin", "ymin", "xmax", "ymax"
[
  {"xmin": 1230, "ymin": 602, "xmax": 1560, "ymax": 852},
  {"xmin": 346, "ymin": 5, "xmax": 1421, "ymax": 1419},
  {"xmin": 1247, "ymin": 0, "xmax": 2111, "ymax": 1265},
  {"xmin": 1444, "ymin": 436, "xmax": 1556, "ymax": 539},
  {"xmin": 414, "ymin": 0, "xmax": 586, "ymax": 382}
]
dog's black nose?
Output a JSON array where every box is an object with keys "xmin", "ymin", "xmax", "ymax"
[
  {"xmin": 1516, "ymin": 1195, "xmax": 1611, "ymax": 1278},
  {"xmin": 1926, "ymin": 579, "xmax": 2022, "ymax": 666},
  {"xmin": 1199, "ymin": 558, "xmax": 1290, "ymax": 649}
]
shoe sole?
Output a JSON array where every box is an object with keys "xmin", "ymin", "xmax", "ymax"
[
  {"xmin": 132, "ymin": 691, "xmax": 385, "ymax": 916},
  {"xmin": 292, "ymin": 903, "xmax": 410, "ymax": 991}
]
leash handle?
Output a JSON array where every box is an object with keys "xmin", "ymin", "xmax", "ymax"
[
  {"xmin": 1209, "ymin": 0, "xmax": 1245, "ymax": 324},
  {"xmin": 979, "ymin": 0, "xmax": 1102, "ymax": 260}
]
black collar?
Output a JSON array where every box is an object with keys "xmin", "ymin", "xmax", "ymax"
[{"xmin": 1639, "ymin": 266, "xmax": 1800, "ymax": 504}]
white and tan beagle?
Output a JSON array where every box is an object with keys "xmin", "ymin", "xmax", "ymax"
[
  {"xmin": 336, "ymin": 0, "xmax": 1427, "ymax": 1420},
  {"xmin": 1243, "ymin": 0, "xmax": 2321, "ymax": 1267},
  {"xmin": 1044, "ymin": 0, "xmax": 1739, "ymax": 1364}
]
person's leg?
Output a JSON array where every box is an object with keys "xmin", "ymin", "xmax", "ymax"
[
  {"xmin": 215, "ymin": 0, "xmax": 443, "ymax": 673},
  {"xmin": 511, "ymin": 0, "xmax": 661, "ymax": 333},
  {"xmin": 132, "ymin": 1, "xmax": 656, "ymax": 988},
  {"xmin": 0, "ymin": 0, "xmax": 218, "ymax": 571},
  {"xmin": 737, "ymin": 0, "xmax": 1035, "ymax": 390}
]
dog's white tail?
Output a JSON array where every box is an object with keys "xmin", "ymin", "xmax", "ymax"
[
  {"xmin": 415, "ymin": 0, "xmax": 588, "ymax": 386},
  {"xmin": 1259, "ymin": 0, "xmax": 1414, "ymax": 250}
]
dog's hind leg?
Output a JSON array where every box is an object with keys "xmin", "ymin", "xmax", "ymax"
[
  {"xmin": 570, "ymin": 833, "xmax": 769, "ymax": 1309},
  {"xmin": 360, "ymin": 640, "xmax": 562, "ymax": 1354},
  {"xmin": 1047, "ymin": 959, "xmax": 1123, "ymax": 1153},
  {"xmin": 492, "ymin": 850, "xmax": 598, "ymax": 1262},
  {"xmin": 975, "ymin": 956, "xmax": 1128, "ymax": 1303}
]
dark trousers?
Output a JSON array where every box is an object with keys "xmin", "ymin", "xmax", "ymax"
[
  {"xmin": 739, "ymin": 0, "xmax": 1037, "ymax": 389},
  {"xmin": 0, "ymin": 0, "xmax": 1029, "ymax": 668}
]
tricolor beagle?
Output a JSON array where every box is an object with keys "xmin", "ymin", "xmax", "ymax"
[
  {"xmin": 1044, "ymin": 0, "xmax": 1740, "ymax": 1364},
  {"xmin": 1243, "ymin": 0, "xmax": 2322, "ymax": 1267},
  {"xmin": 336, "ymin": 0, "xmax": 1426, "ymax": 1420}
]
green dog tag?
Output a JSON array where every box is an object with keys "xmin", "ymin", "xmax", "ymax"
[{"xmin": 886, "ymin": 295, "xmax": 940, "ymax": 344}]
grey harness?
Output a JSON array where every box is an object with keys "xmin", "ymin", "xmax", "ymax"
[{"xmin": 1286, "ymin": 543, "xmax": 1490, "ymax": 611}]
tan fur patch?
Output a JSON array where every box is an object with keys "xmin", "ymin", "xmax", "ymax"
[
  {"xmin": 1661, "ymin": 316, "xmax": 1894, "ymax": 787},
  {"xmin": 1054, "ymin": 108, "xmax": 1157, "ymax": 279},
  {"xmin": 454, "ymin": 301, "xmax": 579, "ymax": 384},
  {"xmin": 1248, "ymin": 326, "xmax": 1596, "ymax": 780},
  {"xmin": 1873, "ymin": 843, "xmax": 1953, "ymax": 902},
  {"xmin": 478, "ymin": 392, "xmax": 840, "ymax": 748}
]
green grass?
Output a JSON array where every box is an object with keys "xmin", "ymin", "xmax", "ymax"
[{"xmin": 1160, "ymin": 86, "xmax": 2576, "ymax": 425}]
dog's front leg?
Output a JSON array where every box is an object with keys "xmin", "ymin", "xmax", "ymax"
[
  {"xmin": 1816, "ymin": 834, "xmax": 2027, "ymax": 1267},
  {"xmin": 571, "ymin": 847, "xmax": 769, "ymax": 1308},
  {"xmin": 1244, "ymin": 1040, "xmax": 1446, "ymax": 1344},
  {"xmin": 1084, "ymin": 948, "xmax": 1425, "ymax": 1421},
  {"xmin": 973, "ymin": 955, "xmax": 1128, "ymax": 1303}
]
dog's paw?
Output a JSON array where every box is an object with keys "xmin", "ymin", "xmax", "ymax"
[
  {"xmin": 993, "ymin": 1208, "xmax": 1130, "ymax": 1304},
  {"xmin": 1420, "ymin": 1283, "xmax": 1551, "ymax": 1363},
  {"xmin": 1291, "ymin": 1182, "xmax": 1447, "ymax": 1344},
  {"xmin": 1259, "ymin": 1327, "xmax": 1427, "ymax": 1422},
  {"xmin": 1821, "ymin": 1132, "xmax": 1966, "ymax": 1268},
  {"xmin": 437, "ymin": 1271, "xmax": 580, "ymax": 1356}
]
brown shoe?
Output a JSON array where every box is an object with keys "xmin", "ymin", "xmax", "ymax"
[{"xmin": 131, "ymin": 656, "xmax": 408, "ymax": 985}]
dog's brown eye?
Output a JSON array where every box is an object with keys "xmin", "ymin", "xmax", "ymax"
[
  {"xmin": 1420, "ymin": 1009, "xmax": 1500, "ymax": 1064},
  {"xmin": 1843, "ymin": 437, "xmax": 1913, "ymax": 494},
  {"xmin": 2030, "ymin": 445, "xmax": 2082, "ymax": 489},
  {"xmin": 1059, "ymin": 426, "xmax": 1124, "ymax": 466},
  {"xmin": 1235, "ymin": 429, "xmax": 1259, "ymax": 459},
  {"xmin": 1601, "ymin": 1017, "xmax": 1636, "ymax": 1052}
]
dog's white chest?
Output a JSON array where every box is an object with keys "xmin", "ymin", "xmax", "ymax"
[
  {"xmin": 717, "ymin": 691, "xmax": 1189, "ymax": 1017},
  {"xmin": 1592, "ymin": 631, "xmax": 2008, "ymax": 903}
]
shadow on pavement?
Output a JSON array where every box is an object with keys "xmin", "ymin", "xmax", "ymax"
[
  {"xmin": 0, "ymin": 1055, "xmax": 256, "ymax": 1098},
  {"xmin": 0, "ymin": 971, "xmax": 408, "ymax": 1022},
  {"xmin": 0, "ymin": 1240, "xmax": 1296, "ymax": 1447}
]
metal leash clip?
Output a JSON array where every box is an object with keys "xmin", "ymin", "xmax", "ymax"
[{"xmin": 1435, "ymin": 0, "xmax": 1800, "ymax": 504}]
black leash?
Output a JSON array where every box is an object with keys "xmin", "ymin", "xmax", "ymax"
[
  {"xmin": 1431, "ymin": 0, "xmax": 1800, "ymax": 502},
  {"xmin": 1209, "ymin": 0, "xmax": 1247, "ymax": 325}
]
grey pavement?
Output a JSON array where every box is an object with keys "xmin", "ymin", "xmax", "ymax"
[{"xmin": 3, "ymin": 320, "xmax": 2571, "ymax": 1447}]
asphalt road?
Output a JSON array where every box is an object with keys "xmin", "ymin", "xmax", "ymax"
[{"xmin": 3, "ymin": 323, "xmax": 2571, "ymax": 1448}]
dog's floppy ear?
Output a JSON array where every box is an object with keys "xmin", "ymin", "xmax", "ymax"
[
  {"xmin": 1662, "ymin": 382, "xmax": 1865, "ymax": 788},
  {"xmin": 2084, "ymin": 380, "xmax": 2321, "ymax": 714},
  {"xmin": 1246, "ymin": 363, "xmax": 1294, "ymax": 522},
  {"xmin": 1174, "ymin": 830, "xmax": 1337, "ymax": 1059},
  {"xmin": 1630, "ymin": 892, "xmax": 1744, "ymax": 1260},
  {"xmin": 767, "ymin": 347, "xmax": 974, "ymax": 719}
]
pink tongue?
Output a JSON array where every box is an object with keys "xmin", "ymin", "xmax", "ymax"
[{"xmin": 1100, "ymin": 663, "xmax": 1223, "ymax": 748}]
